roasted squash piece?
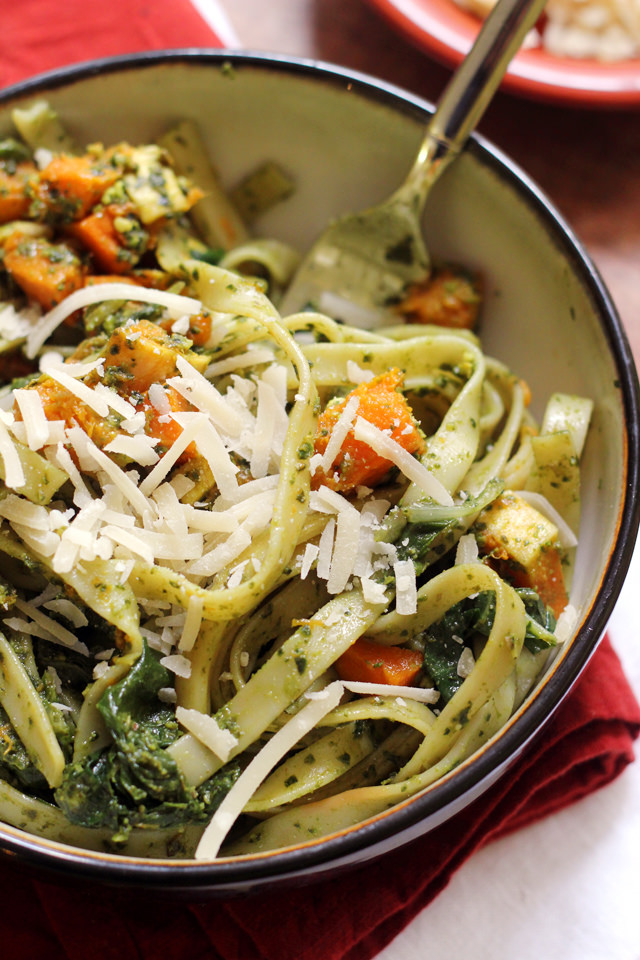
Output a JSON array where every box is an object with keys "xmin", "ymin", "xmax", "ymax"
[
  {"xmin": 0, "ymin": 161, "xmax": 36, "ymax": 224},
  {"xmin": 312, "ymin": 368, "xmax": 425, "ymax": 493},
  {"xmin": 397, "ymin": 266, "xmax": 481, "ymax": 330},
  {"xmin": 2, "ymin": 233, "xmax": 86, "ymax": 309},
  {"xmin": 335, "ymin": 637, "xmax": 423, "ymax": 687},
  {"xmin": 68, "ymin": 204, "xmax": 144, "ymax": 274},
  {"xmin": 98, "ymin": 318, "xmax": 192, "ymax": 393},
  {"xmin": 475, "ymin": 491, "xmax": 568, "ymax": 617},
  {"xmin": 34, "ymin": 153, "xmax": 122, "ymax": 222}
]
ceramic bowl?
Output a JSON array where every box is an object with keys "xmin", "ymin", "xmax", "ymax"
[{"xmin": 0, "ymin": 51, "xmax": 638, "ymax": 895}]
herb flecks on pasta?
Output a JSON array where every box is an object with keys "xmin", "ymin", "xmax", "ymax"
[{"xmin": 0, "ymin": 104, "xmax": 592, "ymax": 859}]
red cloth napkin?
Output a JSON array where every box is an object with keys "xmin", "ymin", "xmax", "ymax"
[
  {"xmin": 2, "ymin": 634, "xmax": 639, "ymax": 960},
  {"xmin": 0, "ymin": 0, "xmax": 223, "ymax": 91}
]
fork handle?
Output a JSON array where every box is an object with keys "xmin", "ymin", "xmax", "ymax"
[{"xmin": 394, "ymin": 0, "xmax": 549, "ymax": 210}]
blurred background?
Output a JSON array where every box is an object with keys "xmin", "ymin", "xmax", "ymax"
[{"xmin": 218, "ymin": 0, "xmax": 640, "ymax": 366}]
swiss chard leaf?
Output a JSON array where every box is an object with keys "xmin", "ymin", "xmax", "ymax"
[
  {"xmin": 518, "ymin": 588, "xmax": 558, "ymax": 653},
  {"xmin": 96, "ymin": 640, "xmax": 185, "ymax": 804},
  {"xmin": 421, "ymin": 591, "xmax": 496, "ymax": 703},
  {"xmin": 393, "ymin": 478, "xmax": 505, "ymax": 578},
  {"xmin": 421, "ymin": 586, "xmax": 558, "ymax": 705},
  {"xmin": 54, "ymin": 641, "xmax": 241, "ymax": 840}
]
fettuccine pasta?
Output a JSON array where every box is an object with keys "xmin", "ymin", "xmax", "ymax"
[{"xmin": 0, "ymin": 104, "xmax": 592, "ymax": 859}]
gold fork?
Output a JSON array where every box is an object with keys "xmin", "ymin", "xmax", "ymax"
[{"xmin": 279, "ymin": 0, "xmax": 547, "ymax": 327}]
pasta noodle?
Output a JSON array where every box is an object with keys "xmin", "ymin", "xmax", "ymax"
[{"xmin": 0, "ymin": 105, "xmax": 593, "ymax": 860}]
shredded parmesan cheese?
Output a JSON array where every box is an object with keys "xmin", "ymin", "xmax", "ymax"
[
  {"xmin": 195, "ymin": 681, "xmax": 344, "ymax": 860},
  {"xmin": 316, "ymin": 517, "xmax": 336, "ymax": 581},
  {"xmin": 342, "ymin": 680, "xmax": 439, "ymax": 703},
  {"xmin": 13, "ymin": 389, "xmax": 50, "ymax": 450},
  {"xmin": 250, "ymin": 379, "xmax": 287, "ymax": 479},
  {"xmin": 327, "ymin": 507, "xmax": 361, "ymax": 595},
  {"xmin": 39, "ymin": 355, "xmax": 110, "ymax": 417},
  {"xmin": 300, "ymin": 543, "xmax": 320, "ymax": 580},
  {"xmin": 346, "ymin": 360, "xmax": 375, "ymax": 384},
  {"xmin": 0, "ymin": 495, "xmax": 51, "ymax": 530},
  {"xmin": 81, "ymin": 434, "xmax": 150, "ymax": 517},
  {"xmin": 555, "ymin": 603, "xmax": 578, "ymax": 643},
  {"xmin": 148, "ymin": 383, "xmax": 172, "ymax": 414},
  {"xmin": 26, "ymin": 283, "xmax": 203, "ymax": 358},
  {"xmin": 178, "ymin": 595, "xmax": 204, "ymax": 652},
  {"xmin": 393, "ymin": 558, "xmax": 418, "ymax": 615},
  {"xmin": 182, "ymin": 416, "xmax": 239, "ymax": 497},
  {"xmin": 456, "ymin": 647, "xmax": 476, "ymax": 678},
  {"xmin": 139, "ymin": 414, "xmax": 208, "ymax": 497},
  {"xmin": 319, "ymin": 394, "xmax": 360, "ymax": 474},
  {"xmin": 13, "ymin": 598, "xmax": 89, "ymax": 656},
  {"xmin": 160, "ymin": 654, "xmax": 192, "ymax": 679},
  {"xmin": 455, "ymin": 534, "xmax": 480, "ymax": 565},
  {"xmin": 187, "ymin": 526, "xmax": 252, "ymax": 577},
  {"xmin": 104, "ymin": 434, "xmax": 160, "ymax": 466},
  {"xmin": 176, "ymin": 707, "xmax": 239, "ymax": 762},
  {"xmin": 353, "ymin": 417, "xmax": 454, "ymax": 506},
  {"xmin": 0, "ymin": 419, "xmax": 25, "ymax": 489},
  {"xmin": 169, "ymin": 356, "xmax": 246, "ymax": 436},
  {"xmin": 360, "ymin": 577, "xmax": 388, "ymax": 604}
]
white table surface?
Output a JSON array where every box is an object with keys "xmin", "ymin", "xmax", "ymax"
[
  {"xmin": 377, "ymin": 535, "xmax": 640, "ymax": 960},
  {"xmin": 183, "ymin": 9, "xmax": 640, "ymax": 957}
]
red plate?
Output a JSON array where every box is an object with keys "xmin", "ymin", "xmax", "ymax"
[{"xmin": 366, "ymin": 0, "xmax": 640, "ymax": 107}]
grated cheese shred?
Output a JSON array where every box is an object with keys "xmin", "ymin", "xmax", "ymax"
[
  {"xmin": 176, "ymin": 706, "xmax": 238, "ymax": 761},
  {"xmin": 353, "ymin": 417, "xmax": 454, "ymax": 506},
  {"xmin": 26, "ymin": 283, "xmax": 203, "ymax": 358}
]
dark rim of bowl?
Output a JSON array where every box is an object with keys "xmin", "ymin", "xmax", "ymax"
[{"xmin": 0, "ymin": 49, "xmax": 639, "ymax": 891}]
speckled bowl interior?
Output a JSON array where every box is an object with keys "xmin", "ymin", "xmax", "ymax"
[{"xmin": 0, "ymin": 51, "xmax": 638, "ymax": 895}]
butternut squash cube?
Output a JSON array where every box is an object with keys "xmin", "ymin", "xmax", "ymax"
[{"xmin": 475, "ymin": 491, "xmax": 568, "ymax": 617}]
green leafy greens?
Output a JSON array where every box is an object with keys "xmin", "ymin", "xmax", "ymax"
[
  {"xmin": 421, "ymin": 588, "xmax": 557, "ymax": 705},
  {"xmin": 54, "ymin": 641, "xmax": 240, "ymax": 843}
]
